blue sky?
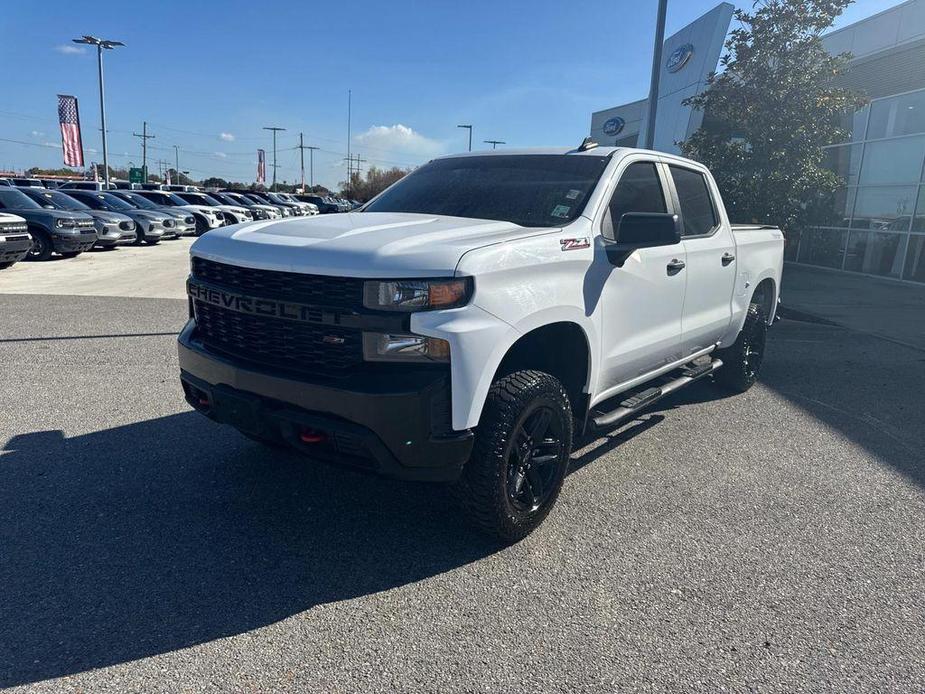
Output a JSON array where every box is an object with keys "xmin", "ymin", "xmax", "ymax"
[{"xmin": 0, "ymin": 0, "xmax": 897, "ymax": 189}]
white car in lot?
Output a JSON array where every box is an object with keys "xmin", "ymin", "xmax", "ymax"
[
  {"xmin": 211, "ymin": 192, "xmax": 281, "ymax": 221},
  {"xmin": 174, "ymin": 191, "xmax": 254, "ymax": 225},
  {"xmin": 178, "ymin": 145, "xmax": 784, "ymax": 542},
  {"xmin": 133, "ymin": 190, "xmax": 224, "ymax": 236}
]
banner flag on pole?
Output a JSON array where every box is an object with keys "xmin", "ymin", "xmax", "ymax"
[
  {"xmin": 57, "ymin": 94, "xmax": 85, "ymax": 167},
  {"xmin": 257, "ymin": 149, "xmax": 266, "ymax": 184}
]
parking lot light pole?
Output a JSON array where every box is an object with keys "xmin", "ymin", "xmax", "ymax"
[
  {"xmin": 643, "ymin": 0, "xmax": 669, "ymax": 150},
  {"xmin": 173, "ymin": 145, "xmax": 180, "ymax": 185},
  {"xmin": 484, "ymin": 139, "xmax": 505, "ymax": 150},
  {"xmin": 72, "ymin": 35, "xmax": 124, "ymax": 188},
  {"xmin": 457, "ymin": 124, "xmax": 473, "ymax": 152},
  {"xmin": 263, "ymin": 126, "xmax": 285, "ymax": 191}
]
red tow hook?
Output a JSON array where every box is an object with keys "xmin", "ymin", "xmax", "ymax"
[
  {"xmin": 298, "ymin": 428, "xmax": 326, "ymax": 444},
  {"xmin": 197, "ymin": 396, "xmax": 210, "ymax": 407}
]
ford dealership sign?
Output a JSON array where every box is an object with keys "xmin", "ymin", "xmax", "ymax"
[
  {"xmin": 602, "ymin": 116, "xmax": 625, "ymax": 137},
  {"xmin": 666, "ymin": 43, "xmax": 694, "ymax": 73}
]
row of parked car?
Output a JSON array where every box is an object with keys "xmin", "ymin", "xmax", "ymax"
[{"xmin": 0, "ymin": 178, "xmax": 362, "ymax": 268}]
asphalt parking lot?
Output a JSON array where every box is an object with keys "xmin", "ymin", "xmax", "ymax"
[{"xmin": 1, "ymin": 251, "xmax": 923, "ymax": 692}]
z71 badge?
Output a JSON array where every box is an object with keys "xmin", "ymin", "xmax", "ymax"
[{"xmin": 560, "ymin": 237, "xmax": 590, "ymax": 251}]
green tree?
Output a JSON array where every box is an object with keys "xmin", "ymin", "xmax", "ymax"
[
  {"xmin": 681, "ymin": 0, "xmax": 866, "ymax": 233},
  {"xmin": 342, "ymin": 166, "xmax": 410, "ymax": 202}
]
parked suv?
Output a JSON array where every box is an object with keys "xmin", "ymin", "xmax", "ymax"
[
  {"xmin": 109, "ymin": 190, "xmax": 197, "ymax": 236},
  {"xmin": 0, "ymin": 187, "xmax": 96, "ymax": 260},
  {"xmin": 210, "ymin": 192, "xmax": 281, "ymax": 221},
  {"xmin": 18, "ymin": 187, "xmax": 136, "ymax": 249},
  {"xmin": 63, "ymin": 190, "xmax": 178, "ymax": 245},
  {"xmin": 0, "ymin": 212, "xmax": 32, "ymax": 269},
  {"xmin": 174, "ymin": 191, "xmax": 254, "ymax": 225},
  {"xmin": 295, "ymin": 194, "xmax": 339, "ymax": 214},
  {"xmin": 132, "ymin": 190, "xmax": 224, "ymax": 235}
]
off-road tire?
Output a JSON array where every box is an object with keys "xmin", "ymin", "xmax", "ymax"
[
  {"xmin": 714, "ymin": 302, "xmax": 767, "ymax": 393},
  {"xmin": 455, "ymin": 370, "xmax": 573, "ymax": 543}
]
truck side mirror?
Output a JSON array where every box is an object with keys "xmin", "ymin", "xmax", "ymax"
[{"xmin": 607, "ymin": 212, "xmax": 681, "ymax": 266}]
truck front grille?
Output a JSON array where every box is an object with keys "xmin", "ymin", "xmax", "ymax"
[
  {"xmin": 193, "ymin": 300, "xmax": 363, "ymax": 377},
  {"xmin": 191, "ymin": 258, "xmax": 363, "ymax": 310}
]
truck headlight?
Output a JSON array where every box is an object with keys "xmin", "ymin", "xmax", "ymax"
[
  {"xmin": 363, "ymin": 333, "xmax": 450, "ymax": 363},
  {"xmin": 363, "ymin": 278, "xmax": 472, "ymax": 312},
  {"xmin": 55, "ymin": 218, "xmax": 76, "ymax": 229}
]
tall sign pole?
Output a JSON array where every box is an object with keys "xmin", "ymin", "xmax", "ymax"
[{"xmin": 644, "ymin": 0, "xmax": 669, "ymax": 150}]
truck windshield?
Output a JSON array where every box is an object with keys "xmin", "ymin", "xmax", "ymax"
[{"xmin": 364, "ymin": 154, "xmax": 609, "ymax": 227}]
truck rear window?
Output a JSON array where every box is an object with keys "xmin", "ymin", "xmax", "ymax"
[{"xmin": 364, "ymin": 154, "xmax": 609, "ymax": 228}]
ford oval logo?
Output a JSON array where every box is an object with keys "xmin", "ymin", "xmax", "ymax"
[
  {"xmin": 602, "ymin": 116, "xmax": 625, "ymax": 137},
  {"xmin": 666, "ymin": 43, "xmax": 694, "ymax": 73}
]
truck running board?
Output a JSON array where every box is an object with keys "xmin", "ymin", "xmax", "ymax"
[{"xmin": 589, "ymin": 357, "xmax": 723, "ymax": 432}]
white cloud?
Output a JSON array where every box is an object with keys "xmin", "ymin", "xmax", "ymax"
[
  {"xmin": 213, "ymin": 152, "xmax": 227, "ymax": 158},
  {"xmin": 55, "ymin": 44, "xmax": 86, "ymax": 55},
  {"xmin": 31, "ymin": 130, "xmax": 45, "ymax": 138},
  {"xmin": 42, "ymin": 142, "xmax": 62, "ymax": 149},
  {"xmin": 219, "ymin": 132, "xmax": 235, "ymax": 142},
  {"xmin": 354, "ymin": 124, "xmax": 443, "ymax": 161}
]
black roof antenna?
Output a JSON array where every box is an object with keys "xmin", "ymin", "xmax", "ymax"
[{"xmin": 577, "ymin": 137, "xmax": 598, "ymax": 152}]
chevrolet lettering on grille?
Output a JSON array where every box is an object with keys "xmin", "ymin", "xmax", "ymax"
[{"xmin": 187, "ymin": 279, "xmax": 322, "ymax": 323}]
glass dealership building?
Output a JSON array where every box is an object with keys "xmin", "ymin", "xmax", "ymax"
[{"xmin": 591, "ymin": 0, "xmax": 925, "ymax": 284}]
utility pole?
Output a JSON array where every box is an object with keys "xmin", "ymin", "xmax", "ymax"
[
  {"xmin": 173, "ymin": 145, "xmax": 180, "ymax": 185},
  {"xmin": 457, "ymin": 124, "xmax": 473, "ymax": 152},
  {"xmin": 263, "ymin": 126, "xmax": 285, "ymax": 191},
  {"xmin": 72, "ymin": 35, "xmax": 124, "ymax": 188},
  {"xmin": 644, "ymin": 0, "xmax": 669, "ymax": 150},
  {"xmin": 295, "ymin": 133, "xmax": 320, "ymax": 192},
  {"xmin": 133, "ymin": 121, "xmax": 155, "ymax": 182},
  {"xmin": 484, "ymin": 139, "xmax": 505, "ymax": 149},
  {"xmin": 346, "ymin": 89, "xmax": 352, "ymax": 181},
  {"xmin": 305, "ymin": 145, "xmax": 319, "ymax": 188}
]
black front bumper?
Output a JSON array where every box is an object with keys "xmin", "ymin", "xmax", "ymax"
[
  {"xmin": 53, "ymin": 230, "xmax": 97, "ymax": 253},
  {"xmin": 0, "ymin": 234, "xmax": 33, "ymax": 264},
  {"xmin": 178, "ymin": 320, "xmax": 473, "ymax": 481}
]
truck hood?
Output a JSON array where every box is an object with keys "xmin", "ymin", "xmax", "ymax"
[{"xmin": 190, "ymin": 211, "xmax": 555, "ymax": 277}]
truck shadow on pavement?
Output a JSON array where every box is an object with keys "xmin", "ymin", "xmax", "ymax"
[{"xmin": 0, "ymin": 414, "xmax": 500, "ymax": 688}]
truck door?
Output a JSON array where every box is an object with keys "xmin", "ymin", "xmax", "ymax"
[
  {"xmin": 596, "ymin": 158, "xmax": 686, "ymax": 394},
  {"xmin": 667, "ymin": 164, "xmax": 736, "ymax": 357}
]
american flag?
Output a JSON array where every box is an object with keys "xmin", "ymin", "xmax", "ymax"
[
  {"xmin": 57, "ymin": 94, "xmax": 84, "ymax": 167},
  {"xmin": 257, "ymin": 149, "xmax": 266, "ymax": 184}
]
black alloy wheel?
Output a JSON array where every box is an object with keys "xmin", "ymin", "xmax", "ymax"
[{"xmin": 506, "ymin": 405, "xmax": 566, "ymax": 513}]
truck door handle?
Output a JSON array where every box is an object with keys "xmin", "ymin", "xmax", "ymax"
[
  {"xmin": 666, "ymin": 259, "xmax": 686, "ymax": 275},
  {"xmin": 722, "ymin": 252, "xmax": 735, "ymax": 266}
]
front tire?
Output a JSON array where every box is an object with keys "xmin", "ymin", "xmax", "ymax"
[
  {"xmin": 455, "ymin": 370, "xmax": 573, "ymax": 543},
  {"xmin": 714, "ymin": 302, "xmax": 768, "ymax": 393},
  {"xmin": 27, "ymin": 230, "xmax": 53, "ymax": 261},
  {"xmin": 60, "ymin": 251, "xmax": 81, "ymax": 258}
]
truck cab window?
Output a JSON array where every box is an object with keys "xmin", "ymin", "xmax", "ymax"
[
  {"xmin": 669, "ymin": 166, "xmax": 718, "ymax": 237},
  {"xmin": 603, "ymin": 161, "xmax": 666, "ymax": 240}
]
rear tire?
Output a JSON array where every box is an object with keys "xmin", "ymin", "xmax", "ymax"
[
  {"xmin": 714, "ymin": 302, "xmax": 767, "ymax": 394},
  {"xmin": 455, "ymin": 370, "xmax": 573, "ymax": 543}
]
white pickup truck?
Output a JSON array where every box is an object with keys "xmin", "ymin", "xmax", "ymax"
[{"xmin": 178, "ymin": 143, "xmax": 784, "ymax": 541}]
